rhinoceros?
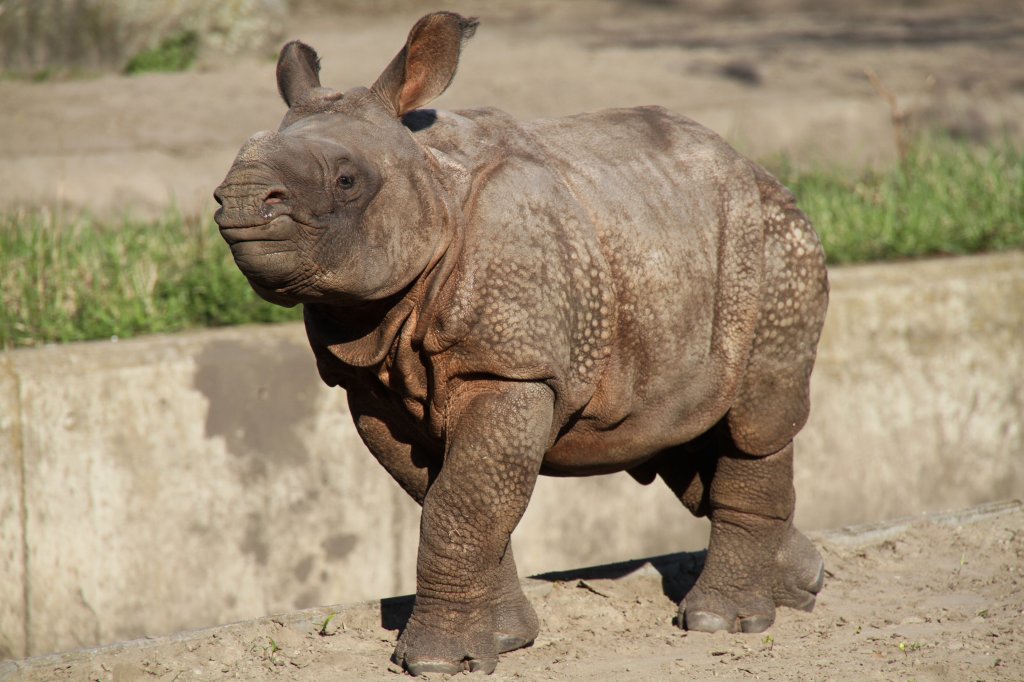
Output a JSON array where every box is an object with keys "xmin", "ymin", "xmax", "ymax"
[{"xmin": 214, "ymin": 11, "xmax": 829, "ymax": 675}]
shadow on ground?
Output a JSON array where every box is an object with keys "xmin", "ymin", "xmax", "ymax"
[{"xmin": 378, "ymin": 550, "xmax": 708, "ymax": 632}]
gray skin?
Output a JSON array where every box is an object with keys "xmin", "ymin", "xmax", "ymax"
[{"xmin": 214, "ymin": 12, "xmax": 829, "ymax": 676}]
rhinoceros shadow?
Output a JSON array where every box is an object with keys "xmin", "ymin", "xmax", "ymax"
[{"xmin": 379, "ymin": 549, "xmax": 708, "ymax": 632}]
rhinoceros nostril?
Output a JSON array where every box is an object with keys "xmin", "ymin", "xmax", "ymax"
[{"xmin": 263, "ymin": 189, "xmax": 287, "ymax": 205}]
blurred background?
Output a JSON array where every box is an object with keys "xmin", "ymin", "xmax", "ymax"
[
  {"xmin": 1, "ymin": 0, "xmax": 1021, "ymax": 663},
  {"xmin": 2, "ymin": 0, "xmax": 1022, "ymax": 219}
]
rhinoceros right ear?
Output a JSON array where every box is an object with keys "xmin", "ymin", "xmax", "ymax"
[
  {"xmin": 371, "ymin": 12, "xmax": 478, "ymax": 117},
  {"xmin": 276, "ymin": 40, "xmax": 322, "ymax": 107}
]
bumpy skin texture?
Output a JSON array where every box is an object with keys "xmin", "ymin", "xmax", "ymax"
[{"xmin": 214, "ymin": 12, "xmax": 829, "ymax": 675}]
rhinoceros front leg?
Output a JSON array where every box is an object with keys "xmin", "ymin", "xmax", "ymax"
[
  {"xmin": 351, "ymin": 397, "xmax": 541, "ymax": 666},
  {"xmin": 677, "ymin": 440, "xmax": 825, "ymax": 633},
  {"xmin": 391, "ymin": 380, "xmax": 553, "ymax": 676}
]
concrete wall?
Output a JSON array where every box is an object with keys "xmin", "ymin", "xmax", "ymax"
[
  {"xmin": 795, "ymin": 252, "xmax": 1024, "ymax": 529},
  {"xmin": 1, "ymin": 252, "xmax": 1021, "ymax": 659},
  {"xmin": 0, "ymin": 0, "xmax": 286, "ymax": 76}
]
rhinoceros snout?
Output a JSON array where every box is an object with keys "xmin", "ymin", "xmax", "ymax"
[
  {"xmin": 215, "ymin": 129, "xmax": 292, "ymax": 226},
  {"xmin": 213, "ymin": 180, "xmax": 290, "ymax": 229},
  {"xmin": 213, "ymin": 180, "xmax": 287, "ymax": 208}
]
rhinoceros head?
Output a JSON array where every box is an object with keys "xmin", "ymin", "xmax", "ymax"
[{"xmin": 214, "ymin": 12, "xmax": 477, "ymax": 307}]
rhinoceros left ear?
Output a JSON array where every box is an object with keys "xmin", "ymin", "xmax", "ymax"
[
  {"xmin": 371, "ymin": 12, "xmax": 478, "ymax": 117},
  {"xmin": 277, "ymin": 40, "xmax": 322, "ymax": 107}
]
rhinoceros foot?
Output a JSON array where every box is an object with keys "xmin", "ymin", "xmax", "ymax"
[
  {"xmin": 493, "ymin": 586, "xmax": 540, "ymax": 653},
  {"xmin": 392, "ymin": 610, "xmax": 499, "ymax": 675},
  {"xmin": 392, "ymin": 576, "xmax": 537, "ymax": 675},
  {"xmin": 681, "ymin": 524, "xmax": 824, "ymax": 634},
  {"xmin": 772, "ymin": 525, "xmax": 826, "ymax": 612}
]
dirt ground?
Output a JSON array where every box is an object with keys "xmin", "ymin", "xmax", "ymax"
[
  {"xmin": 1, "ymin": 0, "xmax": 1022, "ymax": 217},
  {"xmin": 5, "ymin": 501, "xmax": 1021, "ymax": 681},
  {"xmin": 2, "ymin": 1, "xmax": 1023, "ymax": 680}
]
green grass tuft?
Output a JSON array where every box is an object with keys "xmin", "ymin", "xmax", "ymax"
[
  {"xmin": 776, "ymin": 137, "xmax": 1024, "ymax": 265},
  {"xmin": 124, "ymin": 30, "xmax": 199, "ymax": 75},
  {"xmin": 0, "ymin": 207, "xmax": 300, "ymax": 349}
]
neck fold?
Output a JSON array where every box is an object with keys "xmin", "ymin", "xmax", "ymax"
[{"xmin": 303, "ymin": 193, "xmax": 463, "ymax": 373}]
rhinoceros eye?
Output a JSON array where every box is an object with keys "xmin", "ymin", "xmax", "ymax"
[{"xmin": 337, "ymin": 175, "xmax": 355, "ymax": 190}]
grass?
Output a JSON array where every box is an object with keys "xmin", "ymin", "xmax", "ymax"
[
  {"xmin": 318, "ymin": 612, "xmax": 339, "ymax": 636},
  {"xmin": 0, "ymin": 137, "xmax": 1021, "ymax": 349},
  {"xmin": 0, "ymin": 207, "xmax": 300, "ymax": 349},
  {"xmin": 776, "ymin": 137, "xmax": 1024, "ymax": 265},
  {"xmin": 124, "ymin": 31, "xmax": 199, "ymax": 75}
]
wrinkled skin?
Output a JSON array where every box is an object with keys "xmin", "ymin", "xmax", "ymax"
[{"xmin": 214, "ymin": 12, "xmax": 829, "ymax": 676}]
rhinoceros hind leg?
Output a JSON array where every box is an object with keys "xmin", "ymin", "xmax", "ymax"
[
  {"xmin": 726, "ymin": 198, "xmax": 828, "ymax": 458},
  {"xmin": 669, "ymin": 440, "xmax": 824, "ymax": 633}
]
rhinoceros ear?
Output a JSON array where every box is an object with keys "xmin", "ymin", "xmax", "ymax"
[
  {"xmin": 371, "ymin": 12, "xmax": 478, "ymax": 117},
  {"xmin": 276, "ymin": 40, "xmax": 322, "ymax": 107}
]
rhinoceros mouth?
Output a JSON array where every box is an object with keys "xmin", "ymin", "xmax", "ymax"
[
  {"xmin": 223, "ymin": 239, "xmax": 302, "ymax": 298},
  {"xmin": 217, "ymin": 214, "xmax": 305, "ymax": 290},
  {"xmin": 219, "ymin": 215, "xmax": 297, "ymax": 246}
]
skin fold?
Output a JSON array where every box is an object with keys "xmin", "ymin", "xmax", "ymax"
[{"xmin": 214, "ymin": 11, "xmax": 830, "ymax": 676}]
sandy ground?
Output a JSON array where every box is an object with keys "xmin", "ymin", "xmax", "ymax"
[
  {"xmin": 1, "ymin": 0, "xmax": 1022, "ymax": 217},
  {"xmin": 4, "ymin": 501, "xmax": 1021, "ymax": 681},
  {"xmin": 2, "ymin": 2, "xmax": 1023, "ymax": 680}
]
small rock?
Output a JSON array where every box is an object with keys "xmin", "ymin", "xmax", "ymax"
[
  {"xmin": 292, "ymin": 620, "xmax": 320, "ymax": 636},
  {"xmin": 719, "ymin": 60, "xmax": 762, "ymax": 86}
]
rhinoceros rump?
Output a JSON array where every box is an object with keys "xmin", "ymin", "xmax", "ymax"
[{"xmin": 214, "ymin": 12, "xmax": 829, "ymax": 676}]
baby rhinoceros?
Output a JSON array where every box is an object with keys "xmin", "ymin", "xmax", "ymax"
[{"xmin": 215, "ymin": 11, "xmax": 829, "ymax": 676}]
